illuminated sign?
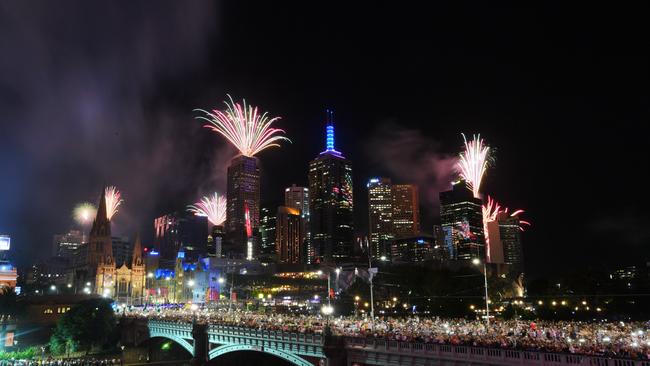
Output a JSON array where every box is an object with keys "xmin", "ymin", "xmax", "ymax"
[{"xmin": 0, "ymin": 235, "xmax": 9, "ymax": 251}]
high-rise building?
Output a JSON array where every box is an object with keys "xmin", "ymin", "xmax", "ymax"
[
  {"xmin": 111, "ymin": 236, "xmax": 132, "ymax": 267},
  {"xmin": 499, "ymin": 213, "xmax": 524, "ymax": 274},
  {"xmin": 368, "ymin": 178, "xmax": 394, "ymax": 259},
  {"xmin": 259, "ymin": 207, "xmax": 277, "ymax": 259},
  {"xmin": 309, "ymin": 111, "xmax": 354, "ymax": 264},
  {"xmin": 52, "ymin": 230, "xmax": 84, "ymax": 258},
  {"xmin": 285, "ymin": 184, "xmax": 310, "ymax": 262},
  {"xmin": 226, "ymin": 155, "xmax": 261, "ymax": 259},
  {"xmin": 439, "ymin": 180, "xmax": 484, "ymax": 261},
  {"xmin": 392, "ymin": 184, "xmax": 420, "ymax": 238},
  {"xmin": 0, "ymin": 234, "xmax": 17, "ymax": 290},
  {"xmin": 207, "ymin": 225, "xmax": 224, "ymax": 258},
  {"xmin": 276, "ymin": 206, "xmax": 304, "ymax": 264},
  {"xmin": 154, "ymin": 211, "xmax": 207, "ymax": 265}
]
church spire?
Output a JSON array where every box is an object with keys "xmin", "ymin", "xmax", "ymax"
[
  {"xmin": 90, "ymin": 185, "xmax": 111, "ymax": 237},
  {"xmin": 132, "ymin": 233, "xmax": 142, "ymax": 266}
]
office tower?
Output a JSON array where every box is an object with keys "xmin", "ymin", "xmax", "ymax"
[
  {"xmin": 392, "ymin": 184, "xmax": 420, "ymax": 238},
  {"xmin": 439, "ymin": 180, "xmax": 484, "ymax": 260},
  {"xmin": 390, "ymin": 235, "xmax": 434, "ymax": 263},
  {"xmin": 52, "ymin": 229, "xmax": 84, "ymax": 258},
  {"xmin": 226, "ymin": 155, "xmax": 261, "ymax": 259},
  {"xmin": 309, "ymin": 110, "xmax": 354, "ymax": 264},
  {"xmin": 207, "ymin": 225, "xmax": 224, "ymax": 258},
  {"xmin": 285, "ymin": 184, "xmax": 310, "ymax": 262},
  {"xmin": 111, "ymin": 236, "xmax": 132, "ymax": 267},
  {"xmin": 367, "ymin": 178, "xmax": 394, "ymax": 259},
  {"xmin": 275, "ymin": 206, "xmax": 304, "ymax": 264},
  {"xmin": 498, "ymin": 213, "xmax": 524, "ymax": 274},
  {"xmin": 259, "ymin": 207, "xmax": 277, "ymax": 258},
  {"xmin": 154, "ymin": 211, "xmax": 208, "ymax": 265}
]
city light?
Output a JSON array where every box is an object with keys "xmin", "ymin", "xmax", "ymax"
[
  {"xmin": 321, "ymin": 305, "xmax": 334, "ymax": 315},
  {"xmin": 218, "ymin": 277, "xmax": 225, "ymax": 284},
  {"xmin": 187, "ymin": 280, "xmax": 195, "ymax": 287}
]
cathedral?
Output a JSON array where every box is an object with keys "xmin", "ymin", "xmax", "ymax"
[{"xmin": 82, "ymin": 188, "xmax": 145, "ymax": 304}]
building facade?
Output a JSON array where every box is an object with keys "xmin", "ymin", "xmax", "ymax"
[
  {"xmin": 154, "ymin": 211, "xmax": 208, "ymax": 265},
  {"xmin": 308, "ymin": 111, "xmax": 354, "ymax": 264},
  {"xmin": 276, "ymin": 206, "xmax": 304, "ymax": 264},
  {"xmin": 392, "ymin": 184, "xmax": 420, "ymax": 238},
  {"xmin": 226, "ymin": 155, "xmax": 261, "ymax": 260},
  {"xmin": 259, "ymin": 207, "xmax": 277, "ymax": 260},
  {"xmin": 439, "ymin": 181, "xmax": 485, "ymax": 261},
  {"xmin": 52, "ymin": 230, "xmax": 84, "ymax": 258},
  {"xmin": 367, "ymin": 178, "xmax": 394, "ymax": 259}
]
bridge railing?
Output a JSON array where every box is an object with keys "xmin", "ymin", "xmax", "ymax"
[
  {"xmin": 208, "ymin": 324, "xmax": 323, "ymax": 345},
  {"xmin": 343, "ymin": 337, "xmax": 650, "ymax": 366}
]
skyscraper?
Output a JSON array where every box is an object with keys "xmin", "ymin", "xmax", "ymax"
[
  {"xmin": 367, "ymin": 178, "xmax": 393, "ymax": 259},
  {"xmin": 226, "ymin": 155, "xmax": 261, "ymax": 259},
  {"xmin": 309, "ymin": 110, "xmax": 354, "ymax": 264},
  {"xmin": 392, "ymin": 184, "xmax": 420, "ymax": 238},
  {"xmin": 259, "ymin": 207, "xmax": 277, "ymax": 259},
  {"xmin": 154, "ymin": 211, "xmax": 207, "ymax": 265},
  {"xmin": 498, "ymin": 213, "xmax": 524, "ymax": 274},
  {"xmin": 275, "ymin": 206, "xmax": 304, "ymax": 264},
  {"xmin": 52, "ymin": 229, "xmax": 84, "ymax": 258},
  {"xmin": 285, "ymin": 184, "xmax": 310, "ymax": 262},
  {"xmin": 439, "ymin": 180, "xmax": 484, "ymax": 261}
]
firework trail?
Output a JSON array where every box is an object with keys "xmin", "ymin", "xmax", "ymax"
[
  {"xmin": 187, "ymin": 192, "xmax": 227, "ymax": 226},
  {"xmin": 73, "ymin": 202, "xmax": 97, "ymax": 226},
  {"xmin": 482, "ymin": 195, "xmax": 531, "ymax": 261},
  {"xmin": 458, "ymin": 133, "xmax": 490, "ymax": 198},
  {"xmin": 195, "ymin": 95, "xmax": 290, "ymax": 157},
  {"xmin": 104, "ymin": 186, "xmax": 123, "ymax": 221}
]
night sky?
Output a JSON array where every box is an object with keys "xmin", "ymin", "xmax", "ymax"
[{"xmin": 1, "ymin": 1, "xmax": 648, "ymax": 277}]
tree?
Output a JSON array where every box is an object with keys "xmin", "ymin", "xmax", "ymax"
[{"xmin": 50, "ymin": 298, "xmax": 117, "ymax": 355}]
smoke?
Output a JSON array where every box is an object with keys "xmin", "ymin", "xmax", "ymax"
[
  {"xmin": 363, "ymin": 123, "xmax": 458, "ymax": 225},
  {"xmin": 0, "ymin": 1, "xmax": 221, "ymax": 262}
]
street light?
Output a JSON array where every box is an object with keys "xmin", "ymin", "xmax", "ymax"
[
  {"xmin": 187, "ymin": 280, "xmax": 195, "ymax": 287},
  {"xmin": 472, "ymin": 258, "xmax": 490, "ymax": 327}
]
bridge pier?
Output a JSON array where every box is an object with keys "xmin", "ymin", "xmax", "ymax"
[{"xmin": 191, "ymin": 322, "xmax": 209, "ymax": 366}]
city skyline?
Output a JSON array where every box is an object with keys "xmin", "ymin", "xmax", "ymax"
[{"xmin": 1, "ymin": 2, "xmax": 648, "ymax": 278}]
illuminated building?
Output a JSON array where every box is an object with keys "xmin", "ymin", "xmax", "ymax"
[
  {"xmin": 259, "ymin": 207, "xmax": 277, "ymax": 259},
  {"xmin": 439, "ymin": 180, "xmax": 484, "ymax": 261},
  {"xmin": 392, "ymin": 184, "xmax": 420, "ymax": 238},
  {"xmin": 285, "ymin": 184, "xmax": 311, "ymax": 262},
  {"xmin": 52, "ymin": 230, "xmax": 84, "ymax": 258},
  {"xmin": 0, "ymin": 235, "xmax": 17, "ymax": 290},
  {"xmin": 367, "ymin": 177, "xmax": 394, "ymax": 259},
  {"xmin": 390, "ymin": 235, "xmax": 435, "ymax": 263},
  {"xmin": 276, "ymin": 206, "xmax": 304, "ymax": 264},
  {"xmin": 154, "ymin": 211, "xmax": 208, "ymax": 264},
  {"xmin": 72, "ymin": 189, "xmax": 145, "ymax": 304},
  {"xmin": 207, "ymin": 225, "xmax": 224, "ymax": 258},
  {"xmin": 308, "ymin": 110, "xmax": 354, "ymax": 264},
  {"xmin": 226, "ymin": 155, "xmax": 261, "ymax": 259},
  {"xmin": 498, "ymin": 213, "xmax": 524, "ymax": 274}
]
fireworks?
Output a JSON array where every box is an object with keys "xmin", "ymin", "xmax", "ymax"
[
  {"xmin": 73, "ymin": 202, "xmax": 97, "ymax": 226},
  {"xmin": 104, "ymin": 186, "xmax": 123, "ymax": 221},
  {"xmin": 458, "ymin": 133, "xmax": 490, "ymax": 198},
  {"xmin": 195, "ymin": 95, "xmax": 290, "ymax": 157},
  {"xmin": 187, "ymin": 192, "xmax": 227, "ymax": 226}
]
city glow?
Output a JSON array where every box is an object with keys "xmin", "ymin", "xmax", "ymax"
[
  {"xmin": 457, "ymin": 133, "xmax": 490, "ymax": 198},
  {"xmin": 187, "ymin": 192, "xmax": 227, "ymax": 226},
  {"xmin": 104, "ymin": 186, "xmax": 123, "ymax": 220},
  {"xmin": 195, "ymin": 95, "xmax": 290, "ymax": 157},
  {"xmin": 73, "ymin": 202, "xmax": 97, "ymax": 226}
]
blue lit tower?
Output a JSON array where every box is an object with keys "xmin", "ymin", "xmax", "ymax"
[{"xmin": 308, "ymin": 110, "xmax": 354, "ymax": 264}]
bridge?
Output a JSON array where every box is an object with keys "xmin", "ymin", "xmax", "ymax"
[{"xmin": 119, "ymin": 318, "xmax": 650, "ymax": 366}]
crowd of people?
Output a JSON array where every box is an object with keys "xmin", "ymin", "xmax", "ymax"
[
  {"xmin": 123, "ymin": 306, "xmax": 650, "ymax": 360},
  {"xmin": 0, "ymin": 358, "xmax": 120, "ymax": 366}
]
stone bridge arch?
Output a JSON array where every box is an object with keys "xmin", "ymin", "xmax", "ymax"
[
  {"xmin": 208, "ymin": 344, "xmax": 313, "ymax": 366},
  {"xmin": 144, "ymin": 333, "xmax": 195, "ymax": 356}
]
